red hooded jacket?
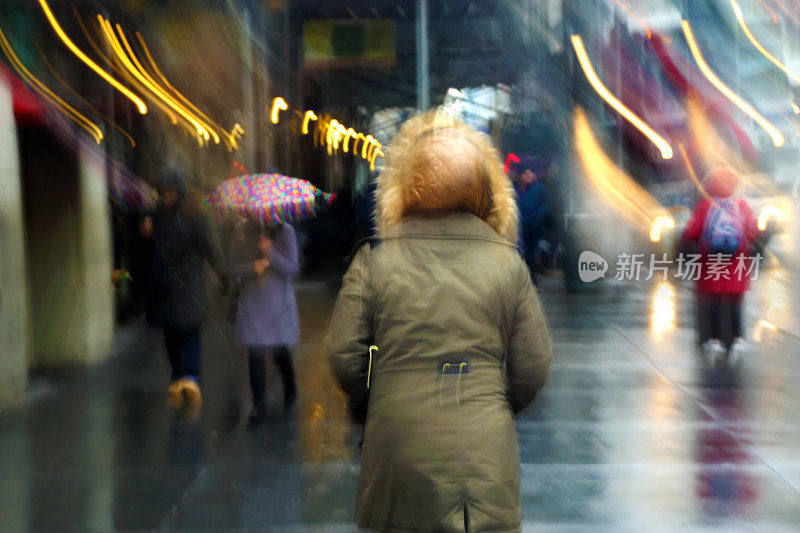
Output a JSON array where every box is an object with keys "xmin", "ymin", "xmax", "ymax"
[{"xmin": 681, "ymin": 168, "xmax": 759, "ymax": 294}]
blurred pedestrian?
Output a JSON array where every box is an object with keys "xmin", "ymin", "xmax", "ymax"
[
  {"xmin": 228, "ymin": 220, "xmax": 299, "ymax": 423},
  {"xmin": 515, "ymin": 163, "xmax": 554, "ymax": 283},
  {"xmin": 140, "ymin": 169, "xmax": 227, "ymax": 410},
  {"xmin": 681, "ymin": 167, "xmax": 759, "ymax": 364},
  {"xmin": 326, "ymin": 111, "xmax": 553, "ymax": 532}
]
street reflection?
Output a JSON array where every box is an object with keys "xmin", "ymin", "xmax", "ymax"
[
  {"xmin": 694, "ymin": 366, "xmax": 757, "ymax": 519},
  {"xmin": 651, "ymin": 281, "xmax": 677, "ymax": 337}
]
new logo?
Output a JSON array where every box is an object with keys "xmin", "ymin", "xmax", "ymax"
[{"xmin": 578, "ymin": 251, "xmax": 608, "ymax": 282}]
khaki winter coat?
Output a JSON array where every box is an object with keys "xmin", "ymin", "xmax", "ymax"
[{"xmin": 325, "ymin": 112, "xmax": 552, "ymax": 532}]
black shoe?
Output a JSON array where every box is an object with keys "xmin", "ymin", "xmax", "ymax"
[
  {"xmin": 284, "ymin": 391, "xmax": 296, "ymax": 406},
  {"xmin": 248, "ymin": 402, "xmax": 266, "ymax": 424}
]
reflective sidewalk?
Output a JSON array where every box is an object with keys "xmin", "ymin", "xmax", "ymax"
[{"xmin": 2, "ymin": 269, "xmax": 800, "ymax": 531}]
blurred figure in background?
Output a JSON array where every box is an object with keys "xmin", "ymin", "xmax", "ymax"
[
  {"xmin": 228, "ymin": 220, "xmax": 299, "ymax": 423},
  {"xmin": 681, "ymin": 167, "xmax": 760, "ymax": 365},
  {"xmin": 140, "ymin": 170, "xmax": 227, "ymax": 411},
  {"xmin": 515, "ymin": 164, "xmax": 554, "ymax": 284},
  {"xmin": 326, "ymin": 112, "xmax": 552, "ymax": 532}
]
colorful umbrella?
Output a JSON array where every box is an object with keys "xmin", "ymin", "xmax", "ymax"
[{"xmin": 205, "ymin": 173, "xmax": 334, "ymax": 224}]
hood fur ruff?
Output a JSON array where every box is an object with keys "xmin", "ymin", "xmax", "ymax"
[{"xmin": 375, "ymin": 110, "xmax": 518, "ymax": 243}]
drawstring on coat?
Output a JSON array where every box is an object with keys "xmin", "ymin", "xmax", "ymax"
[
  {"xmin": 368, "ymin": 345, "xmax": 378, "ymax": 389},
  {"xmin": 439, "ymin": 362, "xmax": 468, "ymax": 407}
]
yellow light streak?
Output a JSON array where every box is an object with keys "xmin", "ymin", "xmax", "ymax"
[
  {"xmin": 651, "ymin": 281, "xmax": 676, "ymax": 336},
  {"xmin": 687, "ymin": 93, "xmax": 750, "ymax": 172},
  {"xmin": 95, "ymin": 18, "xmax": 184, "ymax": 129},
  {"xmin": 682, "ymin": 20, "xmax": 784, "ymax": 147},
  {"xmin": 758, "ymin": 205, "xmax": 781, "ymax": 231},
  {"xmin": 369, "ymin": 148, "xmax": 384, "ymax": 171},
  {"xmin": 227, "ymin": 123, "xmax": 244, "ymax": 150},
  {"xmin": 37, "ymin": 48, "xmax": 134, "ymax": 147},
  {"xmin": 792, "ymin": 102, "xmax": 800, "ymax": 115},
  {"xmin": 731, "ymin": 0, "xmax": 800, "ymax": 85},
  {"xmin": 362, "ymin": 135, "xmax": 377, "ymax": 159},
  {"xmin": 330, "ymin": 120, "xmax": 348, "ymax": 150},
  {"xmin": 353, "ymin": 132, "xmax": 366, "ymax": 154},
  {"xmin": 271, "ymin": 97, "xmax": 288, "ymax": 124},
  {"xmin": 755, "ymin": 0, "xmax": 778, "ymax": 24},
  {"xmin": 326, "ymin": 119, "xmax": 339, "ymax": 149},
  {"xmin": 77, "ymin": 16, "xmax": 180, "ymax": 126},
  {"xmin": 753, "ymin": 317, "xmax": 776, "ymax": 342},
  {"xmin": 117, "ymin": 28, "xmax": 211, "ymax": 142},
  {"xmin": 38, "ymin": 0, "xmax": 146, "ymax": 114},
  {"xmin": 571, "ymin": 34, "xmax": 673, "ymax": 159},
  {"xmin": 574, "ymin": 106, "xmax": 670, "ymax": 236},
  {"xmin": 99, "ymin": 18, "xmax": 210, "ymax": 141},
  {"xmin": 343, "ymin": 128, "xmax": 357, "ymax": 152},
  {"xmin": 677, "ymin": 142, "xmax": 710, "ymax": 199},
  {"xmin": 302, "ymin": 110, "xmax": 318, "ymax": 134},
  {"xmin": 135, "ymin": 32, "xmax": 227, "ymax": 145},
  {"xmin": 111, "ymin": 21, "xmax": 212, "ymax": 141},
  {"xmin": 0, "ymin": 26, "xmax": 102, "ymax": 144},
  {"xmin": 649, "ymin": 216, "xmax": 675, "ymax": 242}
]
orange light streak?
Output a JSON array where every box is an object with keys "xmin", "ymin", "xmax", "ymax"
[
  {"xmin": 612, "ymin": 0, "xmax": 652, "ymax": 39},
  {"xmin": 731, "ymin": 0, "xmax": 800, "ymax": 84},
  {"xmin": 0, "ymin": 26, "xmax": 102, "ymax": 144}
]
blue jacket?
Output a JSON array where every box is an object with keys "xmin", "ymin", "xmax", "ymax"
[{"xmin": 515, "ymin": 180, "xmax": 553, "ymax": 244}]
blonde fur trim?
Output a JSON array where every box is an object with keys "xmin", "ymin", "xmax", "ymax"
[{"xmin": 375, "ymin": 110, "xmax": 518, "ymax": 243}]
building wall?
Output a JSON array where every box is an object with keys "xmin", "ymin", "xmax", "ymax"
[
  {"xmin": 0, "ymin": 76, "xmax": 30, "ymax": 403},
  {"xmin": 21, "ymin": 126, "xmax": 85, "ymax": 367},
  {"xmin": 20, "ymin": 129, "xmax": 114, "ymax": 368}
]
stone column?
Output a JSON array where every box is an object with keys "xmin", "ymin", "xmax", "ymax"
[
  {"xmin": 78, "ymin": 149, "xmax": 113, "ymax": 362},
  {"xmin": 0, "ymin": 75, "xmax": 30, "ymax": 402}
]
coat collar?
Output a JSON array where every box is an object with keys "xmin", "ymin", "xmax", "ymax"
[{"xmin": 380, "ymin": 212, "xmax": 511, "ymax": 244}]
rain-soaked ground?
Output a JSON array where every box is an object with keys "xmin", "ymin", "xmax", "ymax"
[{"xmin": 2, "ymin": 254, "xmax": 800, "ymax": 531}]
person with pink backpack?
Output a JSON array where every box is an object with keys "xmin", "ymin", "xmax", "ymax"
[{"xmin": 681, "ymin": 167, "xmax": 761, "ymax": 365}]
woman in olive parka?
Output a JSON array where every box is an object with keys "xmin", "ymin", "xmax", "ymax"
[{"xmin": 325, "ymin": 111, "xmax": 552, "ymax": 532}]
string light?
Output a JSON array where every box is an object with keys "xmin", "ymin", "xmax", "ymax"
[
  {"xmin": 302, "ymin": 110, "xmax": 318, "ymax": 134},
  {"xmin": 271, "ymin": 97, "xmax": 288, "ymax": 124}
]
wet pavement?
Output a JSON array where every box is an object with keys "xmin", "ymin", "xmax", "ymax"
[{"xmin": 2, "ymin": 261, "xmax": 800, "ymax": 531}]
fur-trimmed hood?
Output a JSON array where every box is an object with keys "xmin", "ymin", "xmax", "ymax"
[{"xmin": 375, "ymin": 111, "xmax": 518, "ymax": 243}]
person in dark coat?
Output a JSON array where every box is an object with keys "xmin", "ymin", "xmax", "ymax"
[
  {"xmin": 141, "ymin": 169, "xmax": 226, "ymax": 409},
  {"xmin": 515, "ymin": 164, "xmax": 554, "ymax": 283},
  {"xmin": 227, "ymin": 220, "xmax": 299, "ymax": 422}
]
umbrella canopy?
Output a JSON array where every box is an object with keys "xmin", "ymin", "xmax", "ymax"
[
  {"xmin": 108, "ymin": 166, "xmax": 158, "ymax": 210},
  {"xmin": 206, "ymin": 173, "xmax": 334, "ymax": 224}
]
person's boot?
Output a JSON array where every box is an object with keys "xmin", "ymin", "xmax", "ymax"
[
  {"xmin": 180, "ymin": 378, "xmax": 202, "ymax": 408},
  {"xmin": 249, "ymin": 401, "xmax": 267, "ymax": 424},
  {"xmin": 167, "ymin": 380, "xmax": 183, "ymax": 409}
]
